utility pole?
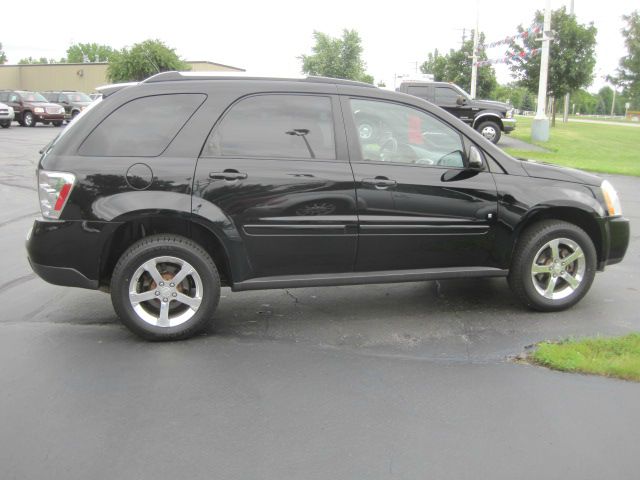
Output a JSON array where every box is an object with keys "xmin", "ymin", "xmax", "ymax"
[
  {"xmin": 563, "ymin": 0, "xmax": 574, "ymax": 123},
  {"xmin": 532, "ymin": 0, "xmax": 552, "ymax": 142},
  {"xmin": 611, "ymin": 86, "xmax": 617, "ymax": 116},
  {"xmin": 469, "ymin": 1, "xmax": 479, "ymax": 99}
]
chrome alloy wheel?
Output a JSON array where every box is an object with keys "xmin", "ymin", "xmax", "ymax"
[
  {"xmin": 481, "ymin": 125, "xmax": 497, "ymax": 141},
  {"xmin": 531, "ymin": 238, "xmax": 586, "ymax": 300},
  {"xmin": 128, "ymin": 256, "xmax": 203, "ymax": 327}
]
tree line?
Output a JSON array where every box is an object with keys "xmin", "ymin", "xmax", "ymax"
[{"xmin": 0, "ymin": 7, "xmax": 638, "ymax": 114}]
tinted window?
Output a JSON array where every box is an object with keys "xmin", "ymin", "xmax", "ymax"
[
  {"xmin": 79, "ymin": 94, "xmax": 205, "ymax": 157},
  {"xmin": 204, "ymin": 95, "xmax": 335, "ymax": 160},
  {"xmin": 406, "ymin": 86, "xmax": 432, "ymax": 100},
  {"xmin": 350, "ymin": 99, "xmax": 465, "ymax": 168},
  {"xmin": 0, "ymin": 92, "xmax": 7, "ymax": 102},
  {"xmin": 435, "ymin": 87, "xmax": 460, "ymax": 106}
]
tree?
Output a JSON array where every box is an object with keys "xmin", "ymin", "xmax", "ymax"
[
  {"xmin": 508, "ymin": 6, "xmax": 597, "ymax": 125},
  {"xmin": 492, "ymin": 83, "xmax": 534, "ymax": 111},
  {"xmin": 107, "ymin": 39, "xmax": 190, "ymax": 83},
  {"xmin": 615, "ymin": 11, "xmax": 640, "ymax": 108},
  {"xmin": 18, "ymin": 57, "xmax": 57, "ymax": 64},
  {"xmin": 300, "ymin": 30, "xmax": 374, "ymax": 84},
  {"xmin": 0, "ymin": 43, "xmax": 6, "ymax": 64},
  {"xmin": 66, "ymin": 43, "xmax": 115, "ymax": 63},
  {"xmin": 420, "ymin": 32, "xmax": 497, "ymax": 99}
]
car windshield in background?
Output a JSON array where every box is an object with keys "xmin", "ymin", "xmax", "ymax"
[
  {"xmin": 66, "ymin": 92, "xmax": 92, "ymax": 102},
  {"xmin": 20, "ymin": 92, "xmax": 48, "ymax": 102}
]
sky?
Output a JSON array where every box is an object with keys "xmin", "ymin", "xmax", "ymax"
[{"xmin": 1, "ymin": 0, "xmax": 632, "ymax": 93}]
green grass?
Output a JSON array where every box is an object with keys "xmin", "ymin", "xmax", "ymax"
[
  {"xmin": 503, "ymin": 116, "xmax": 640, "ymax": 176},
  {"xmin": 530, "ymin": 333, "xmax": 640, "ymax": 382}
]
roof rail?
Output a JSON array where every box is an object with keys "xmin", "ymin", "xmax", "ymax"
[{"xmin": 142, "ymin": 71, "xmax": 376, "ymax": 88}]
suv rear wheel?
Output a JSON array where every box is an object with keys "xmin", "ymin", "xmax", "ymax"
[
  {"xmin": 508, "ymin": 220, "xmax": 596, "ymax": 311},
  {"xmin": 476, "ymin": 120, "xmax": 501, "ymax": 144},
  {"xmin": 111, "ymin": 234, "xmax": 220, "ymax": 341}
]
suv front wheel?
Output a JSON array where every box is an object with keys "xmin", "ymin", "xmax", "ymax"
[
  {"xmin": 508, "ymin": 220, "xmax": 597, "ymax": 311},
  {"xmin": 111, "ymin": 234, "xmax": 220, "ymax": 340}
]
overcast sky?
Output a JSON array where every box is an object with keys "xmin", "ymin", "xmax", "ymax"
[{"xmin": 2, "ymin": 0, "xmax": 632, "ymax": 93}]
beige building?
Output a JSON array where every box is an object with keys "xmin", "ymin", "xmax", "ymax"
[{"xmin": 0, "ymin": 61, "xmax": 245, "ymax": 93}]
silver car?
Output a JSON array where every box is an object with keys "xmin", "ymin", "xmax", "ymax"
[{"xmin": 0, "ymin": 102, "xmax": 14, "ymax": 128}]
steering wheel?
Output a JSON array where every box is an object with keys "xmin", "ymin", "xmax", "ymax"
[{"xmin": 379, "ymin": 137, "xmax": 398, "ymax": 161}]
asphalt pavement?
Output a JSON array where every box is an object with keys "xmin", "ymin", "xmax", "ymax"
[{"xmin": 1, "ymin": 125, "xmax": 639, "ymax": 480}]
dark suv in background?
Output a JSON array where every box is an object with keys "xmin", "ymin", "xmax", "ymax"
[
  {"xmin": 0, "ymin": 90, "xmax": 65, "ymax": 127},
  {"xmin": 26, "ymin": 72, "xmax": 629, "ymax": 341},
  {"xmin": 42, "ymin": 91, "xmax": 93, "ymax": 122},
  {"xmin": 397, "ymin": 80, "xmax": 515, "ymax": 143}
]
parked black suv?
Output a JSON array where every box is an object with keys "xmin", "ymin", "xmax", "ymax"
[
  {"xmin": 26, "ymin": 72, "xmax": 629, "ymax": 340},
  {"xmin": 42, "ymin": 91, "xmax": 92, "ymax": 122},
  {"xmin": 396, "ymin": 81, "xmax": 515, "ymax": 143}
]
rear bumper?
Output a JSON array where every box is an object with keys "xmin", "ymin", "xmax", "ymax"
[{"xmin": 26, "ymin": 219, "xmax": 120, "ymax": 290}]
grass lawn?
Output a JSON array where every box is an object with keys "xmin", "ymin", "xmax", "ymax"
[
  {"xmin": 503, "ymin": 116, "xmax": 640, "ymax": 176},
  {"xmin": 530, "ymin": 333, "xmax": 640, "ymax": 382}
]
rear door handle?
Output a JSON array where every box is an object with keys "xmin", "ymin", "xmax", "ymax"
[
  {"xmin": 362, "ymin": 177, "xmax": 397, "ymax": 189},
  {"xmin": 209, "ymin": 170, "xmax": 248, "ymax": 181}
]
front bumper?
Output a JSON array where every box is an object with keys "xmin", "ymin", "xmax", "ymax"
[
  {"xmin": 35, "ymin": 113, "xmax": 65, "ymax": 122},
  {"xmin": 502, "ymin": 118, "xmax": 516, "ymax": 133},
  {"xmin": 26, "ymin": 219, "xmax": 120, "ymax": 290},
  {"xmin": 600, "ymin": 216, "xmax": 630, "ymax": 268}
]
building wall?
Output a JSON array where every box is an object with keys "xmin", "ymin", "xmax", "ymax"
[{"xmin": 0, "ymin": 61, "xmax": 244, "ymax": 93}]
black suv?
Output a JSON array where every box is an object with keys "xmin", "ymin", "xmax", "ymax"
[
  {"xmin": 396, "ymin": 81, "xmax": 515, "ymax": 143},
  {"xmin": 42, "ymin": 91, "xmax": 93, "ymax": 122},
  {"xmin": 26, "ymin": 72, "xmax": 629, "ymax": 341}
]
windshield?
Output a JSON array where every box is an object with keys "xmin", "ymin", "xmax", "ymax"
[
  {"xmin": 65, "ymin": 92, "xmax": 92, "ymax": 103},
  {"xmin": 20, "ymin": 92, "xmax": 48, "ymax": 102}
]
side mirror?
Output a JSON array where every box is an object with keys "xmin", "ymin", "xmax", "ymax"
[
  {"xmin": 456, "ymin": 95, "xmax": 466, "ymax": 106},
  {"xmin": 468, "ymin": 145, "xmax": 484, "ymax": 169}
]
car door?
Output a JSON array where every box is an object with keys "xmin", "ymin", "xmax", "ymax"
[
  {"xmin": 193, "ymin": 93, "xmax": 358, "ymax": 279},
  {"xmin": 435, "ymin": 86, "xmax": 473, "ymax": 125},
  {"xmin": 341, "ymin": 96, "xmax": 499, "ymax": 272}
]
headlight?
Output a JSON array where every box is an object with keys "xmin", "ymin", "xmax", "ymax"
[
  {"xmin": 505, "ymin": 108, "xmax": 514, "ymax": 119},
  {"xmin": 601, "ymin": 180, "xmax": 622, "ymax": 216},
  {"xmin": 8, "ymin": 107, "xmax": 13, "ymax": 115},
  {"xmin": 34, "ymin": 107, "xmax": 44, "ymax": 113},
  {"xmin": 59, "ymin": 107, "xmax": 65, "ymax": 114}
]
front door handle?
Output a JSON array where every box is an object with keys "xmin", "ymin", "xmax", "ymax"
[
  {"xmin": 362, "ymin": 177, "xmax": 397, "ymax": 189},
  {"xmin": 209, "ymin": 170, "xmax": 248, "ymax": 181}
]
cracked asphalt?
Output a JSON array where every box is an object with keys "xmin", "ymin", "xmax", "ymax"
[{"xmin": 1, "ymin": 125, "xmax": 639, "ymax": 479}]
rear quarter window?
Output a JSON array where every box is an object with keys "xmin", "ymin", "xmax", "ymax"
[{"xmin": 78, "ymin": 94, "xmax": 206, "ymax": 157}]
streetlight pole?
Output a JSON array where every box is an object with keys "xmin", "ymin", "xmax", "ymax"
[
  {"xmin": 470, "ymin": 1, "xmax": 479, "ymax": 99},
  {"xmin": 532, "ymin": 0, "xmax": 552, "ymax": 142}
]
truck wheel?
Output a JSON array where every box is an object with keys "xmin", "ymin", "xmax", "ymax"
[
  {"xmin": 52, "ymin": 121, "xmax": 63, "ymax": 127},
  {"xmin": 22, "ymin": 111, "xmax": 35, "ymax": 127},
  {"xmin": 111, "ymin": 234, "xmax": 221, "ymax": 341},
  {"xmin": 476, "ymin": 120, "xmax": 501, "ymax": 143},
  {"xmin": 0, "ymin": 122, "xmax": 9, "ymax": 129},
  {"xmin": 508, "ymin": 220, "xmax": 597, "ymax": 311}
]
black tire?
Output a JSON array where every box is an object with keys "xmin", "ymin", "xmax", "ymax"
[
  {"xmin": 0, "ymin": 122, "xmax": 9, "ymax": 129},
  {"xmin": 476, "ymin": 120, "xmax": 501, "ymax": 144},
  {"xmin": 508, "ymin": 220, "xmax": 597, "ymax": 312},
  {"xmin": 71, "ymin": 110, "xmax": 80, "ymax": 120},
  {"xmin": 110, "ymin": 234, "xmax": 221, "ymax": 341},
  {"xmin": 22, "ymin": 111, "xmax": 35, "ymax": 127},
  {"xmin": 52, "ymin": 121, "xmax": 63, "ymax": 127}
]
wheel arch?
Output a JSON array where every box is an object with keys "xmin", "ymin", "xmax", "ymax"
[
  {"xmin": 472, "ymin": 112, "xmax": 503, "ymax": 130},
  {"xmin": 510, "ymin": 206, "xmax": 604, "ymax": 268},
  {"xmin": 99, "ymin": 212, "xmax": 237, "ymax": 290}
]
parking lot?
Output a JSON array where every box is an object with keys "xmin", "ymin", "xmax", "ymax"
[{"xmin": 2, "ymin": 125, "xmax": 640, "ymax": 479}]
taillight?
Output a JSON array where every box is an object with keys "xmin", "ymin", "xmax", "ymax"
[{"xmin": 38, "ymin": 170, "xmax": 76, "ymax": 219}]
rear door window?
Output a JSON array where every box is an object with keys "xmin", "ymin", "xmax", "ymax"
[
  {"xmin": 435, "ymin": 87, "xmax": 460, "ymax": 106},
  {"xmin": 203, "ymin": 94, "xmax": 336, "ymax": 160},
  {"xmin": 79, "ymin": 94, "xmax": 206, "ymax": 157}
]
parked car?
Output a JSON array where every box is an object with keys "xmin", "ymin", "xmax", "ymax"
[
  {"xmin": 396, "ymin": 80, "xmax": 515, "ymax": 143},
  {"xmin": 42, "ymin": 91, "xmax": 92, "ymax": 122},
  {"xmin": 26, "ymin": 72, "xmax": 629, "ymax": 341},
  {"xmin": 0, "ymin": 102, "xmax": 14, "ymax": 128},
  {"xmin": 0, "ymin": 90, "xmax": 65, "ymax": 127}
]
